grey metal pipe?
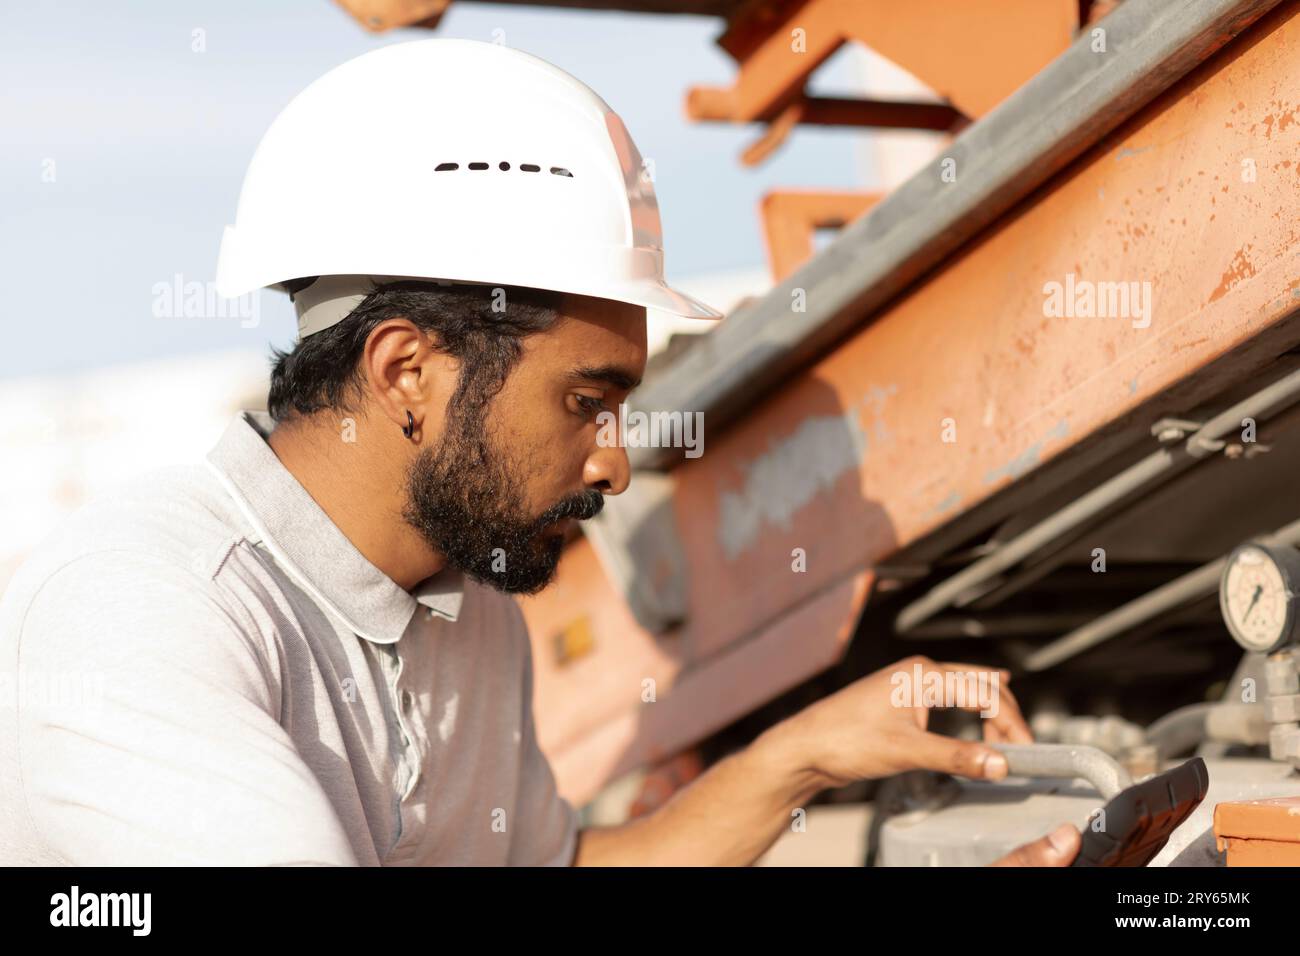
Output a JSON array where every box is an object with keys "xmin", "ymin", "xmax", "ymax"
[
  {"xmin": 1146, "ymin": 703, "xmax": 1218, "ymax": 759},
  {"xmin": 1025, "ymin": 515, "xmax": 1300, "ymax": 671},
  {"xmin": 1146, "ymin": 702, "xmax": 1272, "ymax": 758},
  {"xmin": 897, "ymin": 453, "xmax": 1173, "ymax": 633},
  {"xmin": 992, "ymin": 744, "xmax": 1133, "ymax": 800},
  {"xmin": 898, "ymin": 366, "xmax": 1300, "ymax": 635},
  {"xmin": 1201, "ymin": 703, "xmax": 1272, "ymax": 749},
  {"xmin": 1025, "ymin": 559, "xmax": 1224, "ymax": 671},
  {"xmin": 629, "ymin": 0, "xmax": 1282, "ymax": 470}
]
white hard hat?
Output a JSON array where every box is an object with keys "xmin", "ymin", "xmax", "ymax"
[{"xmin": 215, "ymin": 38, "xmax": 723, "ymax": 337}]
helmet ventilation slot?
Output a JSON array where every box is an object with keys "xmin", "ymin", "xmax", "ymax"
[{"xmin": 433, "ymin": 162, "xmax": 573, "ymax": 177}]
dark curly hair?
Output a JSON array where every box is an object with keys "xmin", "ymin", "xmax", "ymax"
[{"xmin": 266, "ymin": 279, "xmax": 566, "ymax": 428}]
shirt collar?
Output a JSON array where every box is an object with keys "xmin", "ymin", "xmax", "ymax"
[{"xmin": 206, "ymin": 410, "xmax": 465, "ymax": 644}]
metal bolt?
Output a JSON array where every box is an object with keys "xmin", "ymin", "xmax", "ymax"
[
  {"xmin": 1266, "ymin": 650, "xmax": 1299, "ymax": 696},
  {"xmin": 1267, "ymin": 693, "xmax": 1300, "ymax": 723}
]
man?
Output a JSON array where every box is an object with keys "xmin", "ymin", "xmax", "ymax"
[{"xmin": 0, "ymin": 39, "xmax": 1079, "ymax": 866}]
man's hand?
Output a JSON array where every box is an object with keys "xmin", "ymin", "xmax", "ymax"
[
  {"xmin": 752, "ymin": 655, "xmax": 1082, "ymax": 866},
  {"xmin": 760, "ymin": 655, "xmax": 1032, "ymax": 791},
  {"xmin": 576, "ymin": 654, "xmax": 1080, "ymax": 866},
  {"xmin": 991, "ymin": 824, "xmax": 1081, "ymax": 866}
]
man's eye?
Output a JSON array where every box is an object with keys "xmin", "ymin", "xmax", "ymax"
[{"xmin": 574, "ymin": 394, "xmax": 608, "ymax": 419}]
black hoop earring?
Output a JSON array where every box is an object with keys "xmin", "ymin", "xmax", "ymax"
[{"xmin": 401, "ymin": 410, "xmax": 414, "ymax": 439}]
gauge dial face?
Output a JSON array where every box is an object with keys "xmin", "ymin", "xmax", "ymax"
[{"xmin": 1221, "ymin": 546, "xmax": 1292, "ymax": 652}]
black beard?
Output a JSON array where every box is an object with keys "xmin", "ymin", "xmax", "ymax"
[{"xmin": 402, "ymin": 417, "xmax": 604, "ymax": 595}]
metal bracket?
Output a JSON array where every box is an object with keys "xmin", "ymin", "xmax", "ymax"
[{"xmin": 1150, "ymin": 417, "xmax": 1203, "ymax": 443}]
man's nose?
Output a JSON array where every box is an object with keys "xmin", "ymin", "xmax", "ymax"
[{"xmin": 584, "ymin": 443, "xmax": 631, "ymax": 496}]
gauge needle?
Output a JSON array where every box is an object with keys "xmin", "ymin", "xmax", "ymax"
[{"xmin": 1242, "ymin": 584, "xmax": 1264, "ymax": 624}]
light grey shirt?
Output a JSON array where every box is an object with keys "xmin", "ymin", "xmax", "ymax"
[{"xmin": 0, "ymin": 411, "xmax": 579, "ymax": 865}]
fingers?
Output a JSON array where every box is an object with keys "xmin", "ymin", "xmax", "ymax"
[
  {"xmin": 912, "ymin": 658, "xmax": 1034, "ymax": 744},
  {"xmin": 908, "ymin": 732, "xmax": 1010, "ymax": 781},
  {"xmin": 984, "ymin": 682, "xmax": 1033, "ymax": 744},
  {"xmin": 939, "ymin": 661, "xmax": 1012, "ymax": 685},
  {"xmin": 989, "ymin": 824, "xmax": 1081, "ymax": 867}
]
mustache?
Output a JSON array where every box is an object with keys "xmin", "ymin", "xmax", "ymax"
[{"xmin": 534, "ymin": 489, "xmax": 605, "ymax": 528}]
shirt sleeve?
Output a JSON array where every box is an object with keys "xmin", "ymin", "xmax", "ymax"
[
  {"xmin": 506, "ymin": 607, "xmax": 581, "ymax": 866},
  {"xmin": 14, "ymin": 550, "xmax": 360, "ymax": 866}
]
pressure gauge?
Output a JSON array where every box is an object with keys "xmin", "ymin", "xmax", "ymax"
[{"xmin": 1219, "ymin": 542, "xmax": 1300, "ymax": 653}]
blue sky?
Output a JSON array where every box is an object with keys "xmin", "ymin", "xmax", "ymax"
[{"xmin": 1, "ymin": 0, "xmax": 870, "ymax": 379}]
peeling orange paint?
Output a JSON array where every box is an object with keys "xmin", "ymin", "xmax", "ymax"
[{"xmin": 1209, "ymin": 244, "xmax": 1259, "ymax": 303}]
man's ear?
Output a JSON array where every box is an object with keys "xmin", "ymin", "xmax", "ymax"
[{"xmin": 360, "ymin": 318, "xmax": 459, "ymax": 438}]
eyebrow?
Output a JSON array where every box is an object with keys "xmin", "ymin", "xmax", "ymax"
[{"xmin": 570, "ymin": 364, "xmax": 642, "ymax": 391}]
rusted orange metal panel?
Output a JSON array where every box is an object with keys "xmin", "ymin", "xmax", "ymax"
[
  {"xmin": 1218, "ymin": 838, "xmax": 1300, "ymax": 865},
  {"xmin": 524, "ymin": 2, "xmax": 1300, "ymax": 803},
  {"xmin": 1215, "ymin": 795, "xmax": 1300, "ymax": 864},
  {"xmin": 686, "ymin": 0, "xmax": 1077, "ymax": 130},
  {"xmin": 524, "ymin": 567, "xmax": 871, "ymax": 804}
]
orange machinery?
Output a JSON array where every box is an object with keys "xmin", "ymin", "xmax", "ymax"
[
  {"xmin": 1216, "ymin": 796, "xmax": 1300, "ymax": 865},
  {"xmin": 337, "ymin": 0, "xmax": 1300, "ymax": 827}
]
